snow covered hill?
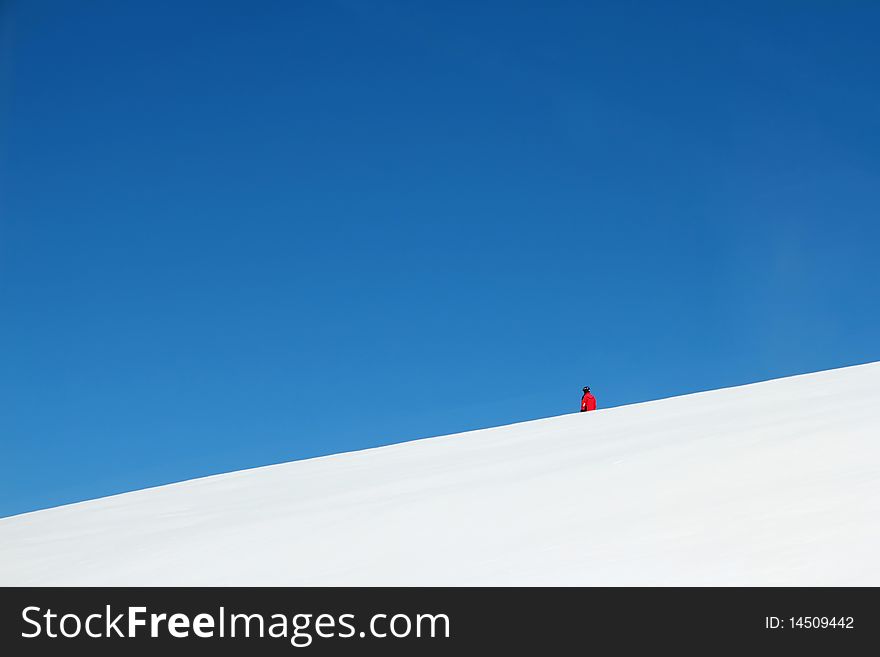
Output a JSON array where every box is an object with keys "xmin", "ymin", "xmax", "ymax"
[{"xmin": 2, "ymin": 362, "xmax": 879, "ymax": 586}]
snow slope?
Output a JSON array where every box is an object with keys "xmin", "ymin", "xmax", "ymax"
[{"xmin": 2, "ymin": 362, "xmax": 879, "ymax": 586}]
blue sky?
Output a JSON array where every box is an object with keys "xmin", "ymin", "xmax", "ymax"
[{"xmin": 1, "ymin": 1, "xmax": 878, "ymax": 517}]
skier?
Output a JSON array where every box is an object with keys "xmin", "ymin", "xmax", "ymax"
[{"xmin": 580, "ymin": 386, "xmax": 596, "ymax": 412}]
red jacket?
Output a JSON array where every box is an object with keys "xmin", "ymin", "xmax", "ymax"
[{"xmin": 581, "ymin": 392, "xmax": 596, "ymax": 412}]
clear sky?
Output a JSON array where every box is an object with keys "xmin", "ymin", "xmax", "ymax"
[{"xmin": 1, "ymin": 1, "xmax": 878, "ymax": 517}]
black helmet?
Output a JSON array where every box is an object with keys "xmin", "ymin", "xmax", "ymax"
[{"xmin": 583, "ymin": 386, "xmax": 590, "ymax": 392}]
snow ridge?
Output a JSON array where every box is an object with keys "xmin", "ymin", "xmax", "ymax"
[{"xmin": 2, "ymin": 362, "xmax": 879, "ymax": 585}]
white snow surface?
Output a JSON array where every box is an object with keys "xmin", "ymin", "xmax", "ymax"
[{"xmin": 2, "ymin": 362, "xmax": 879, "ymax": 586}]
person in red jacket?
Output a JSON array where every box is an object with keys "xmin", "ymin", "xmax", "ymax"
[{"xmin": 580, "ymin": 386, "xmax": 596, "ymax": 412}]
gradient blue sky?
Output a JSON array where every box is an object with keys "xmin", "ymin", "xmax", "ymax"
[{"xmin": 2, "ymin": 1, "xmax": 878, "ymax": 517}]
